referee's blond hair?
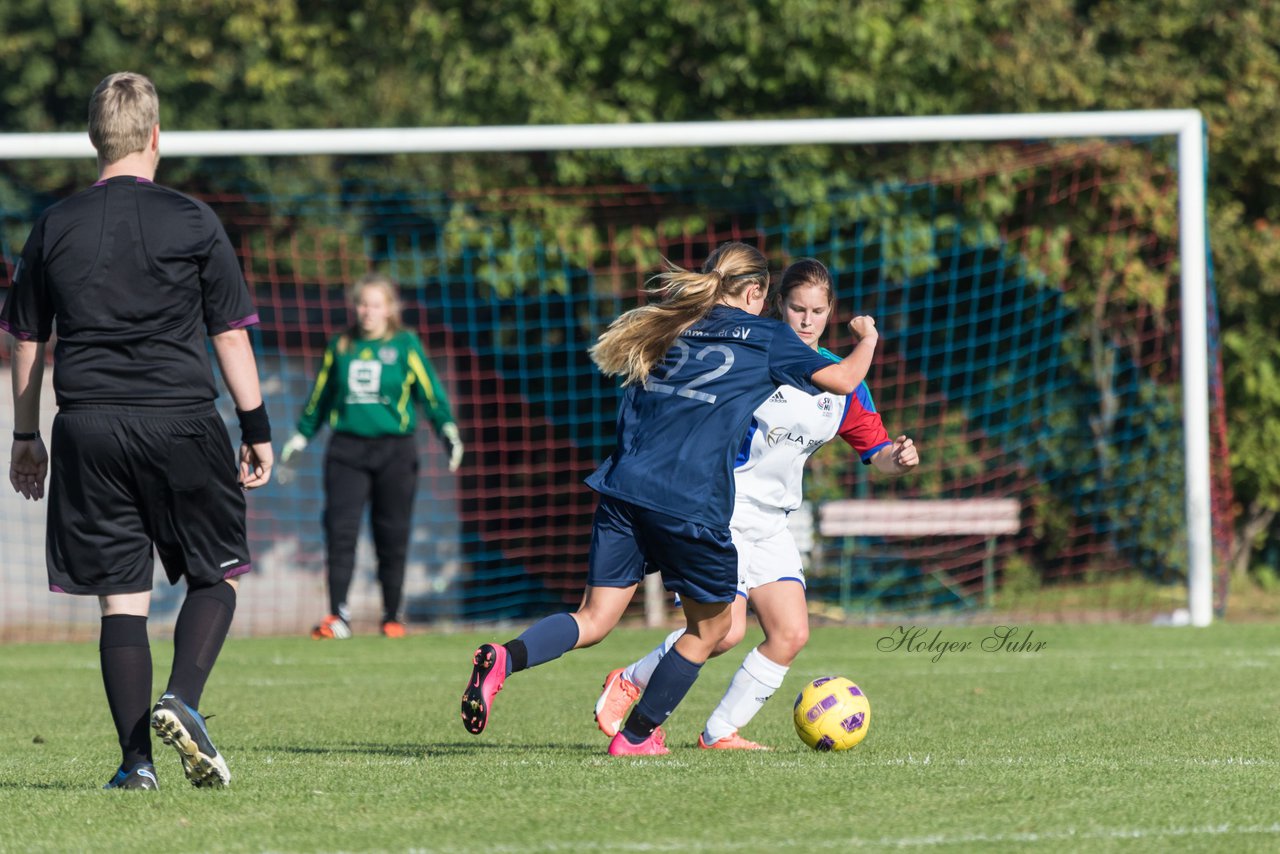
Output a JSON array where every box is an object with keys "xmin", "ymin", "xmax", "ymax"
[{"xmin": 88, "ymin": 72, "xmax": 159, "ymax": 166}]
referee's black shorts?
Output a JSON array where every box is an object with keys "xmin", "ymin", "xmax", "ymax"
[{"xmin": 46, "ymin": 403, "xmax": 251, "ymax": 595}]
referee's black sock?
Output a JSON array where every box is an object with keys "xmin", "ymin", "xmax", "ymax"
[
  {"xmin": 99, "ymin": 614, "xmax": 153, "ymax": 769},
  {"xmin": 167, "ymin": 581, "xmax": 237, "ymax": 710}
]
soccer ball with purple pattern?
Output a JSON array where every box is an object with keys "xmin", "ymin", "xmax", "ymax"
[{"xmin": 792, "ymin": 676, "xmax": 871, "ymax": 751}]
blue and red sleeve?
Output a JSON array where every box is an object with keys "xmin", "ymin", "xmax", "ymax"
[{"xmin": 838, "ymin": 382, "xmax": 891, "ymax": 463}]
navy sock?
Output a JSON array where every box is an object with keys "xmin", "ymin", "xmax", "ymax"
[
  {"xmin": 620, "ymin": 647, "xmax": 702, "ymax": 744},
  {"xmin": 99, "ymin": 615, "xmax": 152, "ymax": 768},
  {"xmin": 504, "ymin": 613, "xmax": 579, "ymax": 675},
  {"xmin": 167, "ymin": 581, "xmax": 237, "ymax": 709}
]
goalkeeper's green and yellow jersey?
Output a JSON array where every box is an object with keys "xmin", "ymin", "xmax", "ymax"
[{"xmin": 296, "ymin": 329, "xmax": 454, "ymax": 440}]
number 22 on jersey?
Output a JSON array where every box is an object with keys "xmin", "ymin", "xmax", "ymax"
[{"xmin": 645, "ymin": 339, "xmax": 735, "ymax": 404}]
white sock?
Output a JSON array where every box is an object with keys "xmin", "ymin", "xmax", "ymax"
[
  {"xmin": 703, "ymin": 647, "xmax": 789, "ymax": 743},
  {"xmin": 624, "ymin": 629, "xmax": 684, "ymax": 690}
]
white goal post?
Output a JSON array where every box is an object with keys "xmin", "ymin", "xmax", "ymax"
[{"xmin": 0, "ymin": 111, "xmax": 1214, "ymax": 626}]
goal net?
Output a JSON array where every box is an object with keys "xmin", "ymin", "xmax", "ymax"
[{"xmin": 0, "ymin": 115, "xmax": 1232, "ymax": 640}]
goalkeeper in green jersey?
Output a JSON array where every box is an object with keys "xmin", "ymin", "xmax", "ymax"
[{"xmin": 280, "ymin": 273, "xmax": 462, "ymax": 639}]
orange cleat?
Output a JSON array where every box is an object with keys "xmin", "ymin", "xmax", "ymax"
[
  {"xmin": 311, "ymin": 615, "xmax": 351, "ymax": 640},
  {"xmin": 381, "ymin": 620, "xmax": 406, "ymax": 638},
  {"xmin": 594, "ymin": 668, "xmax": 642, "ymax": 737},
  {"xmin": 698, "ymin": 731, "xmax": 770, "ymax": 750}
]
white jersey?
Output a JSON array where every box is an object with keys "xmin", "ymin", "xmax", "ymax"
[
  {"xmin": 723, "ymin": 351, "xmax": 892, "ymax": 594},
  {"xmin": 733, "ymin": 377, "xmax": 891, "ymax": 513}
]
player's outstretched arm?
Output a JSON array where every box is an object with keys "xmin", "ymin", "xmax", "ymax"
[
  {"xmin": 211, "ymin": 328, "xmax": 273, "ymax": 489},
  {"xmin": 811, "ymin": 316, "xmax": 878, "ymax": 395},
  {"xmin": 8, "ymin": 339, "xmax": 48, "ymax": 500}
]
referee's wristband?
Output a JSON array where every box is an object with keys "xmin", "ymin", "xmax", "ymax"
[
  {"xmin": 236, "ymin": 404, "xmax": 272, "ymax": 445},
  {"xmin": 12, "ymin": 430, "xmax": 40, "ymax": 441}
]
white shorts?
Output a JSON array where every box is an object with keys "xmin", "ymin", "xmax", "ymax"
[{"xmin": 730, "ymin": 499, "xmax": 806, "ymax": 596}]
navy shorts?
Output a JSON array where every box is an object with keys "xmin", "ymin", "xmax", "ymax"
[
  {"xmin": 46, "ymin": 404, "xmax": 251, "ymax": 595},
  {"xmin": 586, "ymin": 495, "xmax": 738, "ymax": 604}
]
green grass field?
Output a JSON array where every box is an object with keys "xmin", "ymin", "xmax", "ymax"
[{"xmin": 2, "ymin": 623, "xmax": 1277, "ymax": 852}]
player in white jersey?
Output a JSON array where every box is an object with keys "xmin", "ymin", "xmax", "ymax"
[{"xmin": 595, "ymin": 258, "xmax": 919, "ymax": 749}]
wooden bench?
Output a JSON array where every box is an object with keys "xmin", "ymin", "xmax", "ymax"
[{"xmin": 817, "ymin": 498, "xmax": 1021, "ymax": 608}]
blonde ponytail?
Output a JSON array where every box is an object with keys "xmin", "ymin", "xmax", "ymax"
[{"xmin": 590, "ymin": 242, "xmax": 769, "ymax": 385}]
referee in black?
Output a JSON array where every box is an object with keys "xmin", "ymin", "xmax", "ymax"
[{"xmin": 2, "ymin": 72, "xmax": 272, "ymax": 790}]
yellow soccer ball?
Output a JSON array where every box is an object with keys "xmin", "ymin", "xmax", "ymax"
[{"xmin": 793, "ymin": 676, "xmax": 871, "ymax": 751}]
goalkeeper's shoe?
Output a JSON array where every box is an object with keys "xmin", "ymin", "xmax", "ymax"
[
  {"xmin": 151, "ymin": 693, "xmax": 230, "ymax": 788},
  {"xmin": 607, "ymin": 727, "xmax": 669, "ymax": 756},
  {"xmin": 103, "ymin": 762, "xmax": 158, "ymax": 790},
  {"xmin": 698, "ymin": 730, "xmax": 770, "ymax": 750},
  {"xmin": 594, "ymin": 668, "xmax": 641, "ymax": 737},
  {"xmin": 311, "ymin": 614, "xmax": 352, "ymax": 640},
  {"xmin": 461, "ymin": 643, "xmax": 507, "ymax": 735}
]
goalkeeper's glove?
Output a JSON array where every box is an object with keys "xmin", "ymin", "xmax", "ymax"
[
  {"xmin": 277, "ymin": 432, "xmax": 309, "ymax": 484},
  {"xmin": 281, "ymin": 432, "xmax": 309, "ymax": 464},
  {"xmin": 442, "ymin": 422, "xmax": 464, "ymax": 473}
]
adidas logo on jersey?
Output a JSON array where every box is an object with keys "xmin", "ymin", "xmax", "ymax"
[{"xmin": 769, "ymin": 389, "xmax": 787, "ymax": 404}]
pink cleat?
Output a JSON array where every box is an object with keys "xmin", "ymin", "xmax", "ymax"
[
  {"xmin": 461, "ymin": 643, "xmax": 508, "ymax": 734},
  {"xmin": 594, "ymin": 668, "xmax": 642, "ymax": 737},
  {"xmin": 698, "ymin": 731, "xmax": 770, "ymax": 750},
  {"xmin": 607, "ymin": 727, "xmax": 669, "ymax": 756}
]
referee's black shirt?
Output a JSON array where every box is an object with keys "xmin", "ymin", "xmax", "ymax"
[{"xmin": 0, "ymin": 176, "xmax": 257, "ymax": 406}]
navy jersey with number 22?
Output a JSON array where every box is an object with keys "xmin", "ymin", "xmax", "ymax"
[{"xmin": 586, "ymin": 305, "xmax": 836, "ymax": 529}]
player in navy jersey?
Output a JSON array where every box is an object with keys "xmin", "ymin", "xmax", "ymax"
[
  {"xmin": 595, "ymin": 258, "xmax": 920, "ymax": 749},
  {"xmin": 2, "ymin": 73, "xmax": 272, "ymax": 789},
  {"xmin": 461, "ymin": 242, "xmax": 879, "ymax": 755}
]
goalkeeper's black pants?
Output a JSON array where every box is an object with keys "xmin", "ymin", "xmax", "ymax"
[{"xmin": 322, "ymin": 433, "xmax": 418, "ymax": 622}]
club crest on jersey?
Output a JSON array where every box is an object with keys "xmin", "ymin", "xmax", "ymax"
[
  {"xmin": 378, "ymin": 345, "xmax": 398, "ymax": 365},
  {"xmin": 816, "ymin": 396, "xmax": 835, "ymax": 416}
]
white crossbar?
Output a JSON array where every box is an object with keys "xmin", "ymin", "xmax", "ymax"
[{"xmin": 818, "ymin": 499, "xmax": 1021, "ymax": 537}]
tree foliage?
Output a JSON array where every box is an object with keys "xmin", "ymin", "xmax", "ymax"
[{"xmin": 1, "ymin": 0, "xmax": 1277, "ymax": 574}]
